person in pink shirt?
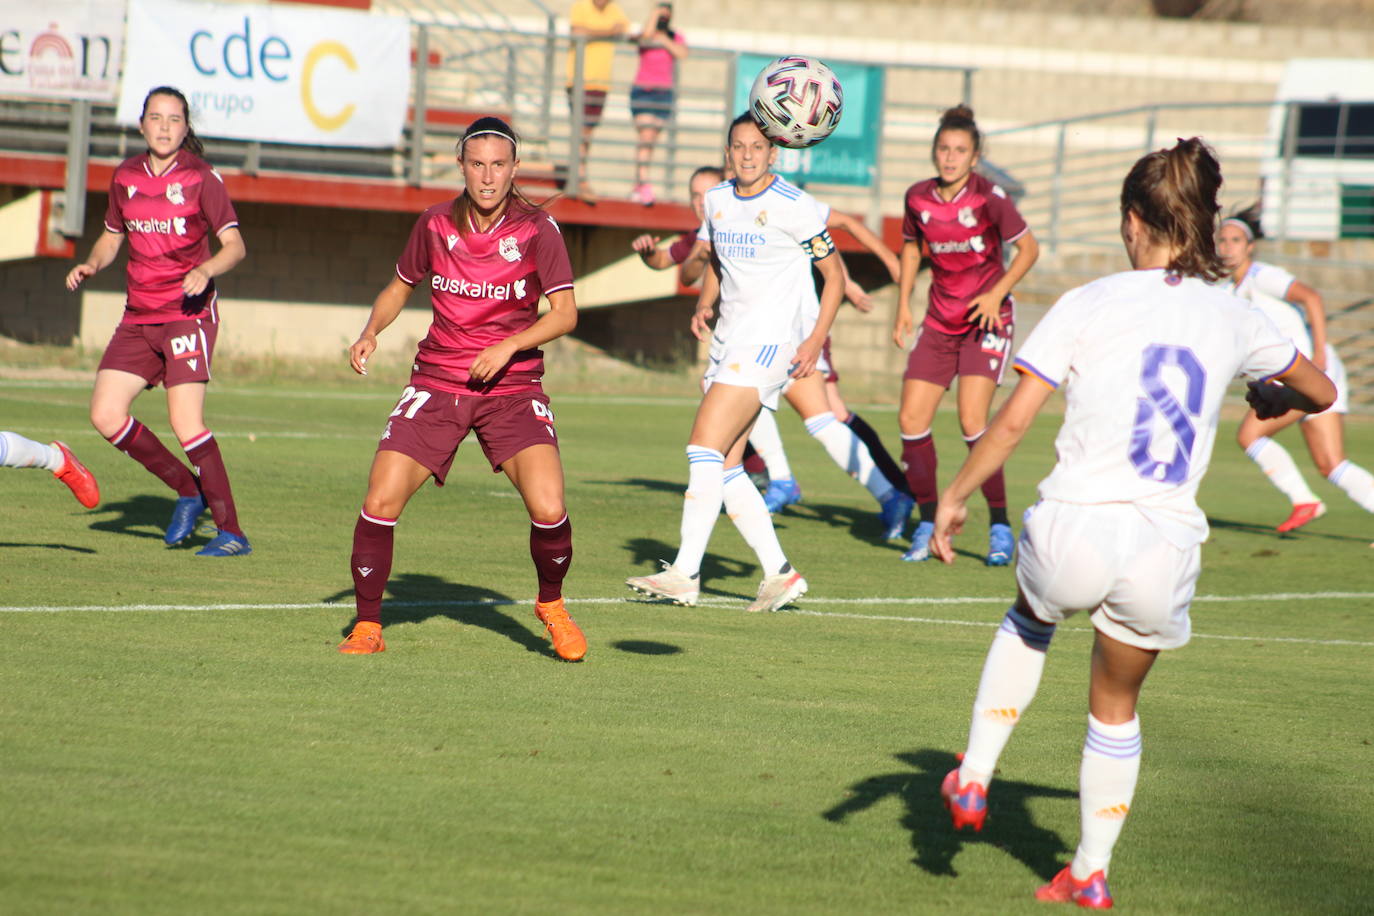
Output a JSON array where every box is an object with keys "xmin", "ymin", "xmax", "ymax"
[
  {"xmin": 65, "ymin": 86, "xmax": 250, "ymax": 557},
  {"xmin": 892, "ymin": 105, "xmax": 1038, "ymax": 566},
  {"xmin": 338, "ymin": 117, "xmax": 587, "ymax": 663},
  {"xmin": 629, "ymin": 3, "xmax": 688, "ymax": 205}
]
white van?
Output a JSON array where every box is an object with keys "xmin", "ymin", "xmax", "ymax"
[{"xmin": 1260, "ymin": 58, "xmax": 1374, "ymax": 240}]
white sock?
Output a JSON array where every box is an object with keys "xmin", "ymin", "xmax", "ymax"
[
  {"xmin": 0, "ymin": 432, "xmax": 62, "ymax": 471},
  {"xmin": 1328, "ymin": 460, "xmax": 1374, "ymax": 513},
  {"xmin": 749, "ymin": 408, "xmax": 792, "ymax": 480},
  {"xmin": 1245, "ymin": 436, "xmax": 1319, "ymax": 505},
  {"xmin": 1071, "ymin": 714, "xmax": 1142, "ymax": 880},
  {"xmin": 673, "ymin": 446, "xmax": 724, "ymax": 578},
  {"xmin": 959, "ymin": 607, "xmax": 1055, "ymax": 787},
  {"xmin": 803, "ymin": 412, "xmax": 893, "ymax": 503},
  {"xmin": 722, "ymin": 464, "xmax": 788, "ymax": 575}
]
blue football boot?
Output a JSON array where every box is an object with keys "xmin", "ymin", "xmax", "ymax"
[
  {"xmin": 762, "ymin": 477, "xmax": 802, "ymax": 514},
  {"xmin": 165, "ymin": 494, "xmax": 207, "ymax": 546},
  {"xmin": 986, "ymin": 523, "xmax": 1015, "ymax": 567}
]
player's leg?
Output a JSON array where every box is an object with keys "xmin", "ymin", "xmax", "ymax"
[
  {"xmin": 1236, "ymin": 408, "xmax": 1324, "ymax": 531},
  {"xmin": 720, "ymin": 417, "xmax": 806, "ymax": 612},
  {"xmin": 1302, "ymin": 413, "xmax": 1374, "ymax": 514},
  {"xmin": 166, "ymin": 380, "xmax": 248, "ymax": 555},
  {"xmin": 956, "ymin": 374, "xmax": 1013, "ymax": 565},
  {"xmin": 897, "ymin": 378, "xmax": 943, "ymax": 561},
  {"xmin": 787, "ymin": 373, "xmax": 895, "ymax": 506},
  {"xmin": 0, "ymin": 432, "xmax": 99, "ymax": 508},
  {"xmin": 748, "ymin": 405, "xmax": 799, "ymax": 510},
  {"xmin": 826, "ymin": 377, "xmax": 914, "ymax": 539}
]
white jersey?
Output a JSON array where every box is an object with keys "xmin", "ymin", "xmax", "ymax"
[
  {"xmin": 1228, "ymin": 261, "xmax": 1312, "ymax": 356},
  {"xmin": 1014, "ymin": 269, "xmax": 1298, "ymax": 549},
  {"xmin": 698, "ymin": 177, "xmax": 833, "ymax": 347}
]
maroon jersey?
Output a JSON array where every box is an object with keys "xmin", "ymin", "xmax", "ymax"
[
  {"xmin": 667, "ymin": 230, "xmax": 696, "ymax": 265},
  {"xmin": 901, "ymin": 172, "xmax": 1028, "ymax": 335},
  {"xmin": 103, "ymin": 152, "xmax": 239, "ymax": 325},
  {"xmin": 396, "ymin": 199, "xmax": 575, "ymax": 396}
]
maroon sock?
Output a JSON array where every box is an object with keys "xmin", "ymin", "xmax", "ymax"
[
  {"xmin": 742, "ymin": 450, "xmax": 767, "ymax": 476},
  {"xmin": 530, "ymin": 514, "xmax": 572, "ymax": 603},
  {"xmin": 107, "ymin": 417, "xmax": 199, "ymax": 496},
  {"xmin": 352, "ymin": 512, "xmax": 396, "ymax": 625},
  {"xmin": 964, "ymin": 433, "xmax": 1008, "ymax": 512},
  {"xmin": 182, "ymin": 431, "xmax": 242, "ymax": 536},
  {"xmin": 901, "ymin": 433, "xmax": 939, "ymax": 506}
]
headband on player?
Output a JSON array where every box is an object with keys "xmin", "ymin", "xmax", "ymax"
[
  {"xmin": 461, "ymin": 117, "xmax": 518, "ymax": 155},
  {"xmin": 1221, "ymin": 217, "xmax": 1255, "ymax": 241}
]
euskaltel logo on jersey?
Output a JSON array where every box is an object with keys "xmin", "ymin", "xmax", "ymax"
[
  {"xmin": 431, "ymin": 274, "xmax": 529, "ymax": 299},
  {"xmin": 125, "ymin": 217, "xmax": 187, "ymax": 236}
]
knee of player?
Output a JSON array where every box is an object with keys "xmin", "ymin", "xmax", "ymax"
[
  {"xmin": 89, "ymin": 405, "xmax": 127, "ymax": 439},
  {"xmin": 528, "ymin": 503, "xmax": 568, "ymax": 527}
]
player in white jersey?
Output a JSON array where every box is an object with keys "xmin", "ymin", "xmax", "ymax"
[
  {"xmin": 626, "ymin": 114, "xmax": 845, "ymax": 612},
  {"xmin": 926, "ymin": 140, "xmax": 1334, "ymax": 908},
  {"xmin": 1218, "ymin": 205, "xmax": 1374, "ymax": 534}
]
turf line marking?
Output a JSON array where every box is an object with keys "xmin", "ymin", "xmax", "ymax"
[{"xmin": 2, "ymin": 594, "xmax": 1370, "ymax": 647}]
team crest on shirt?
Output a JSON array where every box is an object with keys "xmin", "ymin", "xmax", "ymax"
[
  {"xmin": 919, "ymin": 210, "xmax": 930, "ymax": 224},
  {"xmin": 754, "ymin": 210, "xmax": 768, "ymax": 227},
  {"xmin": 498, "ymin": 235, "xmax": 521, "ymax": 262},
  {"xmin": 957, "ymin": 206, "xmax": 977, "ymax": 228},
  {"xmin": 165, "ymin": 183, "xmax": 184, "ymax": 206},
  {"xmin": 446, "ymin": 233, "xmax": 459, "ymax": 251}
]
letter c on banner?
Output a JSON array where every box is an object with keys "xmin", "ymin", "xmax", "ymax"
[{"xmin": 301, "ymin": 40, "xmax": 356, "ymax": 131}]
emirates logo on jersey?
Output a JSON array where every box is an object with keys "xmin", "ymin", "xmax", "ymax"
[
  {"xmin": 165, "ymin": 182, "xmax": 185, "ymax": 206},
  {"xmin": 498, "ymin": 235, "xmax": 521, "ymax": 262},
  {"xmin": 957, "ymin": 206, "xmax": 977, "ymax": 228}
]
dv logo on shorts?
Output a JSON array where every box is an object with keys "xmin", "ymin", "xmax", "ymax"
[{"xmin": 171, "ymin": 334, "xmax": 201, "ymax": 359}]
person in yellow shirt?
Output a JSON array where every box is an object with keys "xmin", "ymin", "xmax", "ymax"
[{"xmin": 566, "ymin": 0, "xmax": 629, "ymax": 200}]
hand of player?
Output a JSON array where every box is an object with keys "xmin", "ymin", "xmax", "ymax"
[
  {"xmin": 1245, "ymin": 380, "xmax": 1292, "ymax": 420},
  {"xmin": 690, "ymin": 304, "xmax": 714, "ymax": 342},
  {"xmin": 844, "ymin": 278, "xmax": 873, "ymax": 312},
  {"xmin": 470, "ymin": 339, "xmax": 520, "ymax": 382},
  {"xmin": 893, "ymin": 306, "xmax": 913, "ymax": 348},
  {"xmin": 349, "ymin": 334, "xmax": 378, "ymax": 376},
  {"xmin": 632, "ymin": 234, "xmax": 660, "ymax": 257},
  {"xmin": 965, "ymin": 293, "xmax": 1004, "ymax": 332},
  {"xmin": 182, "ymin": 265, "xmax": 211, "ymax": 297},
  {"xmin": 65, "ymin": 263, "xmax": 96, "ymax": 291},
  {"xmin": 791, "ymin": 338, "xmax": 821, "ymax": 379},
  {"xmin": 930, "ymin": 500, "xmax": 968, "ymax": 565}
]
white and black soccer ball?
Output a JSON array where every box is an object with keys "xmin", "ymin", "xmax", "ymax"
[{"xmin": 747, "ymin": 56, "xmax": 844, "ymax": 149}]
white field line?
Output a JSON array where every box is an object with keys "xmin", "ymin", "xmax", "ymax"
[{"xmin": 2, "ymin": 593, "xmax": 1370, "ymax": 647}]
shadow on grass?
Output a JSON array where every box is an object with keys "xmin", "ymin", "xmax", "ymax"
[
  {"xmin": 1207, "ymin": 515, "xmax": 1371, "ymax": 544},
  {"xmin": 612, "ymin": 639, "xmax": 683, "ymax": 655},
  {"xmin": 0, "ymin": 541, "xmax": 97, "ymax": 553},
  {"xmin": 623, "ymin": 536, "xmax": 755, "ymax": 600},
  {"xmin": 322, "ymin": 574, "xmax": 556, "ymax": 660},
  {"xmin": 87, "ymin": 494, "xmax": 178, "ymax": 542},
  {"xmin": 823, "ymin": 748, "xmax": 1076, "ymax": 880},
  {"xmin": 590, "ymin": 477, "xmax": 683, "ymax": 495}
]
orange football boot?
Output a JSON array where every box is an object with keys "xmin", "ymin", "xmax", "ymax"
[
  {"xmin": 1276, "ymin": 501, "xmax": 1326, "ymax": 533},
  {"xmin": 535, "ymin": 598, "xmax": 587, "ymax": 661},
  {"xmin": 1035, "ymin": 865, "xmax": 1113, "ymax": 909},
  {"xmin": 338, "ymin": 621, "xmax": 385, "ymax": 655},
  {"xmin": 52, "ymin": 441, "xmax": 100, "ymax": 508}
]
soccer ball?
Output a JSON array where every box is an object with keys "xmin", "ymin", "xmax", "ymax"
[{"xmin": 747, "ymin": 56, "xmax": 844, "ymax": 149}]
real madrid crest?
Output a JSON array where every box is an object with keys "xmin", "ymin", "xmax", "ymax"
[{"xmin": 754, "ymin": 210, "xmax": 768, "ymax": 227}]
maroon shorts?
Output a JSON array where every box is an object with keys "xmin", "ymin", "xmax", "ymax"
[
  {"xmin": 97, "ymin": 317, "xmax": 218, "ymax": 388},
  {"xmin": 376, "ymin": 384, "xmax": 559, "ymax": 484},
  {"xmin": 904, "ymin": 300, "xmax": 1014, "ymax": 389},
  {"xmin": 821, "ymin": 337, "xmax": 840, "ymax": 384},
  {"xmin": 566, "ymin": 87, "xmax": 608, "ymax": 127}
]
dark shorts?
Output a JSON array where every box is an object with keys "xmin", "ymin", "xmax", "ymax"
[
  {"xmin": 98, "ymin": 316, "xmax": 218, "ymax": 388},
  {"xmin": 566, "ymin": 87, "xmax": 608, "ymax": 127},
  {"xmin": 904, "ymin": 299, "xmax": 1014, "ymax": 389},
  {"xmin": 376, "ymin": 384, "xmax": 560, "ymax": 484},
  {"xmin": 821, "ymin": 337, "xmax": 839, "ymax": 384},
  {"xmin": 630, "ymin": 85, "xmax": 674, "ymax": 120}
]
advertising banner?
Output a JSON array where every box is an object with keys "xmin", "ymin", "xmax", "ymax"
[
  {"xmin": 118, "ymin": 0, "xmax": 410, "ymax": 148},
  {"xmin": 0, "ymin": 1, "xmax": 125, "ymax": 101}
]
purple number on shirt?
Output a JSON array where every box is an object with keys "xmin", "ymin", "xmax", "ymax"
[{"xmin": 1128, "ymin": 344, "xmax": 1205, "ymax": 485}]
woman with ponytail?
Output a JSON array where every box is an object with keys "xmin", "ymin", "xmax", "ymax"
[
  {"xmin": 65, "ymin": 86, "xmax": 250, "ymax": 557},
  {"xmin": 928, "ymin": 138, "xmax": 1334, "ymax": 907},
  {"xmin": 1218, "ymin": 205, "xmax": 1374, "ymax": 532},
  {"xmin": 338, "ymin": 118, "xmax": 587, "ymax": 662},
  {"xmin": 893, "ymin": 105, "xmax": 1039, "ymax": 565}
]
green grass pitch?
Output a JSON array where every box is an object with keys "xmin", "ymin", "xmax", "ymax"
[{"xmin": 1, "ymin": 370, "xmax": 1371, "ymax": 914}]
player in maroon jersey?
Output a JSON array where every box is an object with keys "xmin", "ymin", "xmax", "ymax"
[
  {"xmin": 631, "ymin": 165, "xmax": 721, "ymax": 286},
  {"xmin": 893, "ymin": 105, "xmax": 1039, "ymax": 566},
  {"xmin": 338, "ymin": 117, "xmax": 587, "ymax": 662},
  {"xmin": 65, "ymin": 86, "xmax": 250, "ymax": 557}
]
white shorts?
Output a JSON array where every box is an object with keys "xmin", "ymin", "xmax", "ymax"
[
  {"xmin": 1016, "ymin": 499, "xmax": 1201, "ymax": 651},
  {"xmin": 1303, "ymin": 343, "xmax": 1348, "ymax": 420},
  {"xmin": 703, "ymin": 341, "xmax": 795, "ymax": 411}
]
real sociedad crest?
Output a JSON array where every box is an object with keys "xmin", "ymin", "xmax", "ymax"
[
  {"xmin": 499, "ymin": 235, "xmax": 521, "ymax": 262},
  {"xmin": 165, "ymin": 183, "xmax": 184, "ymax": 206},
  {"xmin": 957, "ymin": 206, "xmax": 977, "ymax": 229}
]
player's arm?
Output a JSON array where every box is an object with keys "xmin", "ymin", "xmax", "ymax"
[
  {"xmin": 892, "ymin": 239, "xmax": 922, "ymax": 347},
  {"xmin": 65, "ymin": 230, "xmax": 125, "ymax": 290},
  {"xmin": 632, "ymin": 233, "xmax": 674, "ymax": 270},
  {"xmin": 677, "ymin": 238, "xmax": 711, "ymax": 287},
  {"xmin": 826, "ymin": 210, "xmax": 900, "ymax": 282},
  {"xmin": 930, "ymin": 371, "xmax": 1054, "ymax": 564},
  {"xmin": 349, "ymin": 274, "xmax": 414, "ymax": 375},
  {"xmin": 470, "ymin": 287, "xmax": 578, "ymax": 382},
  {"xmin": 965, "ymin": 229, "xmax": 1039, "ymax": 332},
  {"xmin": 1285, "ymin": 279, "xmax": 1328, "ymax": 371},
  {"xmin": 690, "ymin": 247, "xmax": 719, "ymax": 342},
  {"xmin": 183, "ymin": 227, "xmax": 246, "ymax": 297},
  {"xmin": 794, "ymin": 249, "xmax": 843, "ymax": 378},
  {"xmin": 1246, "ymin": 354, "xmax": 1336, "ymax": 419}
]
